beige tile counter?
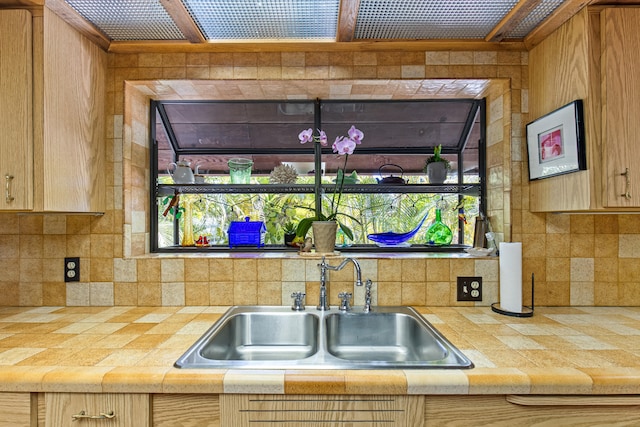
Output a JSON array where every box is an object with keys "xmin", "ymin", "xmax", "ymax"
[{"xmin": 0, "ymin": 306, "xmax": 638, "ymax": 395}]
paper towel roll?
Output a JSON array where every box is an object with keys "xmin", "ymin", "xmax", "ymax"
[{"xmin": 499, "ymin": 242, "xmax": 522, "ymax": 313}]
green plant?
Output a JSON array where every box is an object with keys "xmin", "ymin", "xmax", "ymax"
[
  {"xmin": 282, "ymin": 221, "xmax": 297, "ymax": 234},
  {"xmin": 424, "ymin": 144, "xmax": 451, "ymax": 171},
  {"xmin": 295, "ymin": 126, "xmax": 364, "ymax": 240}
]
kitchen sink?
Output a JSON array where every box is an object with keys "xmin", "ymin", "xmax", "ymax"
[{"xmin": 175, "ymin": 306, "xmax": 473, "ymax": 369}]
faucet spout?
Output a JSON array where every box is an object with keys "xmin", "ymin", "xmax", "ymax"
[
  {"xmin": 317, "ymin": 257, "xmax": 363, "ymax": 311},
  {"xmin": 326, "ymin": 257, "xmax": 362, "ymax": 287}
]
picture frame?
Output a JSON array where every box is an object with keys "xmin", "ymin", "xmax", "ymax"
[{"xmin": 526, "ymin": 100, "xmax": 586, "ymax": 180}]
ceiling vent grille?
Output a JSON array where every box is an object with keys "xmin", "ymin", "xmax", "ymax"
[
  {"xmin": 506, "ymin": 0, "xmax": 565, "ymax": 38},
  {"xmin": 65, "ymin": 0, "xmax": 185, "ymax": 40},
  {"xmin": 355, "ymin": 0, "xmax": 519, "ymax": 40},
  {"xmin": 182, "ymin": 0, "xmax": 340, "ymax": 40}
]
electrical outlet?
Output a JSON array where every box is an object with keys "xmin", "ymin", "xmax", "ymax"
[
  {"xmin": 64, "ymin": 257, "xmax": 80, "ymax": 282},
  {"xmin": 457, "ymin": 276, "xmax": 482, "ymax": 301}
]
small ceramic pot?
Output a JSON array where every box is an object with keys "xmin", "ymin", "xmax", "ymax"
[{"xmin": 426, "ymin": 162, "xmax": 448, "ymax": 184}]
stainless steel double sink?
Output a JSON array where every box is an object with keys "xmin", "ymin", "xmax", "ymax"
[{"xmin": 175, "ymin": 306, "xmax": 473, "ymax": 370}]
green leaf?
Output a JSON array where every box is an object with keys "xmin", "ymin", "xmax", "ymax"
[
  {"xmin": 296, "ymin": 217, "xmax": 317, "ymax": 238},
  {"xmin": 337, "ymin": 221, "xmax": 354, "ymax": 241}
]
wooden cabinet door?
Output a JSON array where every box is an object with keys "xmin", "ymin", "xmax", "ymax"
[
  {"xmin": 45, "ymin": 393, "xmax": 149, "ymax": 427},
  {"xmin": 0, "ymin": 10, "xmax": 33, "ymax": 210},
  {"xmin": 602, "ymin": 7, "xmax": 640, "ymax": 207},
  {"xmin": 0, "ymin": 392, "xmax": 32, "ymax": 427}
]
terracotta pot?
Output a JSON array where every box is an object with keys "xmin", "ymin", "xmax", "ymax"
[
  {"xmin": 312, "ymin": 221, "xmax": 338, "ymax": 254},
  {"xmin": 426, "ymin": 162, "xmax": 448, "ymax": 184}
]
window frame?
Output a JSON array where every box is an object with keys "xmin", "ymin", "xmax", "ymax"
[{"xmin": 150, "ymin": 98, "xmax": 486, "ymax": 253}]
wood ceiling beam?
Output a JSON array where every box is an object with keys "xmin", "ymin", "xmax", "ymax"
[
  {"xmin": 524, "ymin": 0, "xmax": 592, "ymax": 49},
  {"xmin": 159, "ymin": 0, "xmax": 205, "ymax": 43},
  {"xmin": 108, "ymin": 39, "xmax": 526, "ymax": 54},
  {"xmin": 485, "ymin": 0, "xmax": 543, "ymax": 42},
  {"xmin": 336, "ymin": 0, "xmax": 361, "ymax": 42},
  {"xmin": 45, "ymin": 0, "xmax": 111, "ymax": 51}
]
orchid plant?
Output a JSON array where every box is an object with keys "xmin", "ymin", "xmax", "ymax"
[{"xmin": 295, "ymin": 125, "xmax": 364, "ymax": 240}]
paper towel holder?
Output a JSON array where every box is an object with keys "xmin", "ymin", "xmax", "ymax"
[{"xmin": 491, "ymin": 273, "xmax": 534, "ymax": 317}]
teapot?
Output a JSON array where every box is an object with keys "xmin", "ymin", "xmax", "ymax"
[
  {"xmin": 168, "ymin": 160, "xmax": 195, "ymax": 184},
  {"xmin": 376, "ymin": 164, "xmax": 406, "ymax": 185}
]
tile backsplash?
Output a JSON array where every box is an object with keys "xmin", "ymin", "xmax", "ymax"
[{"xmin": 0, "ymin": 44, "xmax": 638, "ymax": 307}]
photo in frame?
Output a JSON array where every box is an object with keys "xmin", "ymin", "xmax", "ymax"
[{"xmin": 526, "ymin": 100, "xmax": 586, "ymax": 180}]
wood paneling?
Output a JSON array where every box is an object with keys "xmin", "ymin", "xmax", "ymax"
[
  {"xmin": 0, "ymin": 393, "xmax": 32, "ymax": 427},
  {"xmin": 153, "ymin": 394, "xmax": 220, "ymax": 427},
  {"xmin": 528, "ymin": 8, "xmax": 596, "ymax": 212},
  {"xmin": 40, "ymin": 7, "xmax": 106, "ymax": 212}
]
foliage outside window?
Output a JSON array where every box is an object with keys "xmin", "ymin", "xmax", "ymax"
[{"xmin": 151, "ymin": 99, "xmax": 485, "ymax": 252}]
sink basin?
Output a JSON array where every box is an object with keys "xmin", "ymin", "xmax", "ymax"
[
  {"xmin": 199, "ymin": 310, "xmax": 319, "ymax": 361},
  {"xmin": 175, "ymin": 306, "xmax": 473, "ymax": 369},
  {"xmin": 325, "ymin": 312, "xmax": 449, "ymax": 363}
]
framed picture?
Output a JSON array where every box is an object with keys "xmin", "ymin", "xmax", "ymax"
[{"xmin": 526, "ymin": 100, "xmax": 586, "ymax": 180}]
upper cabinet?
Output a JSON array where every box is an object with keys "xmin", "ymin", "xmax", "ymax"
[
  {"xmin": 0, "ymin": 10, "xmax": 33, "ymax": 210},
  {"xmin": 601, "ymin": 8, "xmax": 640, "ymax": 207},
  {"xmin": 529, "ymin": 7, "xmax": 640, "ymax": 212},
  {"xmin": 0, "ymin": 7, "xmax": 106, "ymax": 213}
]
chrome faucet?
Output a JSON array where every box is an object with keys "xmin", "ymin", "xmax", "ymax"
[{"xmin": 318, "ymin": 257, "xmax": 363, "ymax": 311}]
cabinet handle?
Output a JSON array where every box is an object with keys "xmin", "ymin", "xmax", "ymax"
[
  {"xmin": 621, "ymin": 168, "xmax": 631, "ymax": 199},
  {"xmin": 71, "ymin": 410, "xmax": 116, "ymax": 421},
  {"xmin": 5, "ymin": 174, "xmax": 14, "ymax": 204}
]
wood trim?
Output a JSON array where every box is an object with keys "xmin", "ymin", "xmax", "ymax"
[
  {"xmin": 0, "ymin": 0, "xmax": 44, "ymax": 6},
  {"xmin": 507, "ymin": 395, "xmax": 640, "ymax": 406},
  {"xmin": 336, "ymin": 0, "xmax": 360, "ymax": 42},
  {"xmin": 486, "ymin": 0, "xmax": 543, "ymax": 42},
  {"xmin": 108, "ymin": 39, "xmax": 526, "ymax": 53},
  {"xmin": 159, "ymin": 0, "xmax": 205, "ymax": 43},
  {"xmin": 524, "ymin": 0, "xmax": 592, "ymax": 49},
  {"xmin": 44, "ymin": 0, "xmax": 110, "ymax": 51}
]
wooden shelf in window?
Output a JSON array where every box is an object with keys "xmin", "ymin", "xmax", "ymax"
[{"xmin": 156, "ymin": 183, "xmax": 481, "ymax": 196}]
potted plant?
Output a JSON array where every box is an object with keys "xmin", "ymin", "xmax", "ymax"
[
  {"xmin": 295, "ymin": 125, "xmax": 364, "ymax": 253},
  {"xmin": 424, "ymin": 144, "xmax": 451, "ymax": 184},
  {"xmin": 282, "ymin": 222, "xmax": 297, "ymax": 246}
]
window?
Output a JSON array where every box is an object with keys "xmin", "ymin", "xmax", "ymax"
[{"xmin": 151, "ymin": 98, "xmax": 485, "ymax": 252}]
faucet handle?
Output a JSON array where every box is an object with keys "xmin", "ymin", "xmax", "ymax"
[
  {"xmin": 291, "ymin": 292, "xmax": 306, "ymax": 311},
  {"xmin": 338, "ymin": 292, "xmax": 352, "ymax": 311}
]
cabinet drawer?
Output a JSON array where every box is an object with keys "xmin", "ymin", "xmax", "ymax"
[
  {"xmin": 221, "ymin": 394, "xmax": 423, "ymax": 426},
  {"xmin": 45, "ymin": 393, "xmax": 148, "ymax": 427},
  {"xmin": 426, "ymin": 395, "xmax": 640, "ymax": 426}
]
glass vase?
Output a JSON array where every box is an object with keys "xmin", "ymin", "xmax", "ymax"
[{"xmin": 426, "ymin": 208, "xmax": 453, "ymax": 246}]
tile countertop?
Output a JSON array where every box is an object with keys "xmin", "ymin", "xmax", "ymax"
[{"xmin": 0, "ymin": 306, "xmax": 639, "ymax": 396}]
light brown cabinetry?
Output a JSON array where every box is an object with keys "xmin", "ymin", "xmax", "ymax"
[
  {"xmin": 152, "ymin": 394, "xmax": 220, "ymax": 427},
  {"xmin": 0, "ymin": 392, "xmax": 33, "ymax": 427},
  {"xmin": 0, "ymin": 6, "xmax": 106, "ymax": 213},
  {"xmin": 220, "ymin": 394, "xmax": 423, "ymax": 426},
  {"xmin": 425, "ymin": 395, "xmax": 640, "ymax": 426},
  {"xmin": 44, "ymin": 393, "xmax": 148, "ymax": 427},
  {"xmin": 601, "ymin": 8, "xmax": 640, "ymax": 207},
  {"xmin": 0, "ymin": 10, "xmax": 33, "ymax": 211},
  {"xmin": 529, "ymin": 7, "xmax": 640, "ymax": 211}
]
